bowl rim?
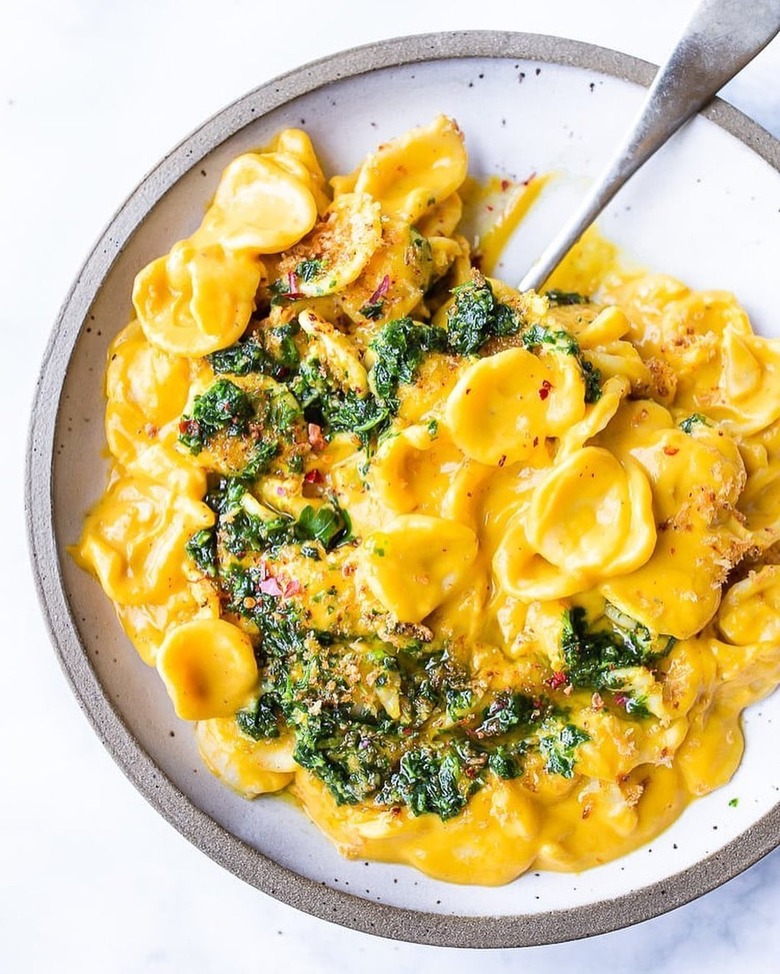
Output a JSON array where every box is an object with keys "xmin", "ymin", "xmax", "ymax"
[{"xmin": 25, "ymin": 28, "xmax": 780, "ymax": 949}]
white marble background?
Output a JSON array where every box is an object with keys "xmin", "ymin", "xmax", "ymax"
[{"xmin": 3, "ymin": 0, "xmax": 780, "ymax": 971}]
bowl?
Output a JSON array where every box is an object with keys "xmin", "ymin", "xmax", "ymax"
[{"xmin": 26, "ymin": 30, "xmax": 780, "ymax": 947}]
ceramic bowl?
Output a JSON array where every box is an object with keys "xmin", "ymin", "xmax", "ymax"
[{"xmin": 26, "ymin": 31, "xmax": 780, "ymax": 947}]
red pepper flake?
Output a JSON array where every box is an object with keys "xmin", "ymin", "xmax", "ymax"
[
  {"xmin": 145, "ymin": 424, "xmax": 158, "ymax": 438},
  {"xmin": 548, "ymin": 671, "xmax": 568, "ymax": 691},
  {"xmin": 178, "ymin": 418, "xmax": 200, "ymax": 438},
  {"xmin": 486, "ymin": 204, "xmax": 494, "ymax": 212},
  {"xmin": 258, "ymin": 577, "xmax": 283, "ymax": 597},
  {"xmin": 304, "ymin": 468, "xmax": 323, "ymax": 484},
  {"xmin": 663, "ymin": 445, "xmax": 680, "ymax": 456},
  {"xmin": 521, "ymin": 170, "xmax": 537, "ymax": 187},
  {"xmin": 367, "ymin": 274, "xmax": 390, "ymax": 305},
  {"xmin": 308, "ymin": 423, "xmax": 327, "ymax": 451},
  {"xmin": 613, "ymin": 693, "xmax": 629, "ymax": 708},
  {"xmin": 497, "ymin": 454, "xmax": 507, "ymax": 467},
  {"xmin": 538, "ymin": 379, "xmax": 553, "ymax": 400},
  {"xmin": 500, "ymin": 178, "xmax": 510, "ymax": 191}
]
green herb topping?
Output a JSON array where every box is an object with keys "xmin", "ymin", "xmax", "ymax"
[
  {"xmin": 521, "ymin": 322, "xmax": 602, "ymax": 403},
  {"xmin": 446, "ymin": 275, "xmax": 523, "ymax": 355}
]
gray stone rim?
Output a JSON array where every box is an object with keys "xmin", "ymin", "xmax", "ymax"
[{"xmin": 25, "ymin": 30, "xmax": 780, "ymax": 948}]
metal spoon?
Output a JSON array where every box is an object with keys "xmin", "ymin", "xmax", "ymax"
[{"xmin": 518, "ymin": 0, "xmax": 780, "ymax": 293}]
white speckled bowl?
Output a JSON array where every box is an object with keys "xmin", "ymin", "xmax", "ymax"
[{"xmin": 26, "ymin": 31, "xmax": 780, "ymax": 947}]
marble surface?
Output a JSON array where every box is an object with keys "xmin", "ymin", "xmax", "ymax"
[{"xmin": 3, "ymin": 0, "xmax": 780, "ymax": 970}]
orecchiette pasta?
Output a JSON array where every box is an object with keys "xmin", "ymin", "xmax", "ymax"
[{"xmin": 74, "ymin": 118, "xmax": 780, "ymax": 886}]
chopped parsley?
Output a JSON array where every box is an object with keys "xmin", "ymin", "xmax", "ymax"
[
  {"xmin": 679, "ymin": 412, "xmax": 710, "ymax": 433},
  {"xmin": 178, "ymin": 377, "xmax": 303, "ymax": 478},
  {"xmin": 208, "ymin": 324, "xmax": 300, "ymax": 379},
  {"xmin": 376, "ymin": 742, "xmax": 487, "ymax": 820},
  {"xmin": 446, "ymin": 274, "xmax": 523, "ymax": 355},
  {"xmin": 359, "ymin": 299, "xmax": 385, "ymax": 320},
  {"xmin": 474, "ymin": 691, "xmax": 540, "ymax": 737},
  {"xmin": 539, "ymin": 722, "xmax": 590, "ymax": 778},
  {"xmin": 560, "ymin": 605, "xmax": 674, "ymax": 710},
  {"xmin": 193, "ymin": 476, "xmax": 352, "ymax": 563},
  {"xmin": 178, "ymin": 379, "xmax": 254, "ymax": 454},
  {"xmin": 184, "ymin": 528, "xmax": 217, "ymax": 578},
  {"xmin": 369, "ymin": 317, "xmax": 447, "ymax": 407},
  {"xmin": 521, "ymin": 322, "xmax": 602, "ymax": 403},
  {"xmin": 296, "ymin": 258, "xmax": 326, "ymax": 282},
  {"xmin": 545, "ymin": 289, "xmax": 589, "ymax": 306},
  {"xmin": 290, "ymin": 316, "xmax": 447, "ymax": 449},
  {"xmin": 236, "ymin": 694, "xmax": 281, "ymax": 740}
]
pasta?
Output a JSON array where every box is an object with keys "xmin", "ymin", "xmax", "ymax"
[{"xmin": 74, "ymin": 116, "xmax": 780, "ymax": 885}]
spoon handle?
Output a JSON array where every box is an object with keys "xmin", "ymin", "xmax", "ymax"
[{"xmin": 518, "ymin": 0, "xmax": 780, "ymax": 293}]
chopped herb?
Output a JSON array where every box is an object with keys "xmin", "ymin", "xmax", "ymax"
[
  {"xmin": 521, "ymin": 322, "xmax": 602, "ymax": 403},
  {"xmin": 728, "ymin": 797, "xmax": 739, "ymax": 808},
  {"xmin": 272, "ymin": 323, "xmax": 301, "ymax": 370},
  {"xmin": 178, "ymin": 379, "xmax": 254, "ymax": 454},
  {"xmin": 615, "ymin": 693, "xmax": 651, "ymax": 718},
  {"xmin": 327, "ymin": 390, "xmax": 391, "ymax": 441},
  {"xmin": 220, "ymin": 507, "xmax": 287, "ymax": 557},
  {"xmin": 679, "ymin": 413, "xmax": 710, "ymax": 433},
  {"xmin": 370, "ymin": 317, "xmax": 447, "ymax": 405},
  {"xmin": 446, "ymin": 274, "xmax": 523, "ymax": 355},
  {"xmin": 217, "ymin": 493, "xmax": 350, "ymax": 558},
  {"xmin": 236, "ymin": 695, "xmax": 281, "ymax": 739},
  {"xmin": 292, "ymin": 360, "xmax": 391, "ymax": 448},
  {"xmin": 538, "ymin": 722, "xmax": 589, "ymax": 778},
  {"xmin": 269, "ymin": 276, "xmax": 301, "ymax": 304},
  {"xmin": 376, "ymin": 742, "xmax": 487, "ymax": 820},
  {"xmin": 359, "ymin": 300, "xmax": 385, "ymax": 320},
  {"xmin": 444, "ymin": 686, "xmax": 474, "ymax": 721},
  {"xmin": 241, "ymin": 439, "xmax": 280, "ymax": 479},
  {"xmin": 561, "ymin": 606, "xmax": 674, "ymax": 703},
  {"xmin": 296, "ymin": 258, "xmax": 326, "ymax": 282},
  {"xmin": 208, "ymin": 324, "xmax": 300, "ymax": 379},
  {"xmin": 487, "ymin": 742, "xmax": 528, "ymax": 779},
  {"xmin": 287, "ymin": 453, "xmax": 304, "ymax": 474},
  {"xmin": 296, "ymin": 503, "xmax": 352, "ymax": 549},
  {"xmin": 475, "ymin": 691, "xmax": 539, "ymax": 737},
  {"xmin": 185, "ymin": 528, "xmax": 217, "ymax": 578},
  {"xmin": 545, "ymin": 289, "xmax": 589, "ymax": 306},
  {"xmin": 208, "ymin": 335, "xmax": 269, "ymax": 376}
]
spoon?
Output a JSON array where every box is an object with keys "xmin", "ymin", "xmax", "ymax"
[{"xmin": 518, "ymin": 0, "xmax": 780, "ymax": 293}]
